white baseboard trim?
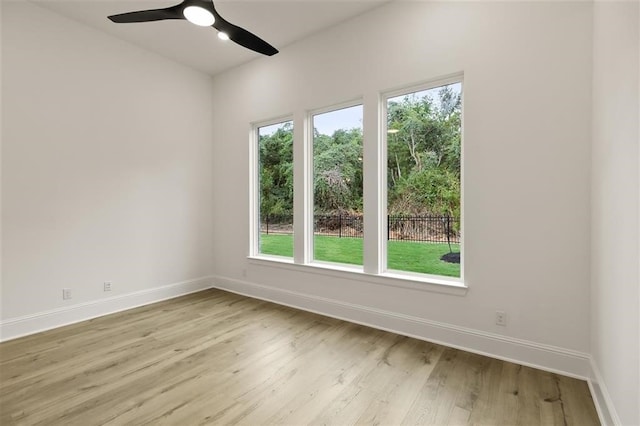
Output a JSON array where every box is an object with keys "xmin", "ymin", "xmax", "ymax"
[
  {"xmin": 588, "ymin": 358, "xmax": 621, "ymax": 426},
  {"xmin": 211, "ymin": 276, "xmax": 592, "ymax": 380},
  {"xmin": 0, "ymin": 275, "xmax": 215, "ymax": 342}
]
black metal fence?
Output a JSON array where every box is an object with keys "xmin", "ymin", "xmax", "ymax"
[
  {"xmin": 262, "ymin": 214, "xmax": 460, "ymax": 244},
  {"xmin": 388, "ymin": 215, "xmax": 459, "ymax": 244},
  {"xmin": 261, "ymin": 214, "xmax": 294, "ymax": 235},
  {"xmin": 315, "ymin": 214, "xmax": 363, "ymax": 238}
]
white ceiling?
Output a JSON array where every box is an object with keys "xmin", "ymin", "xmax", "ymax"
[{"xmin": 33, "ymin": 0, "xmax": 388, "ymax": 75}]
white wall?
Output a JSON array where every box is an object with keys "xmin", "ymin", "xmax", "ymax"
[
  {"xmin": 591, "ymin": 2, "xmax": 640, "ymax": 425},
  {"xmin": 1, "ymin": 1, "xmax": 214, "ymax": 334},
  {"xmin": 211, "ymin": 1, "xmax": 594, "ymax": 375}
]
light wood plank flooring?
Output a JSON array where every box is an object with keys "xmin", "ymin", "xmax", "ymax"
[{"xmin": 0, "ymin": 289, "xmax": 599, "ymax": 425}]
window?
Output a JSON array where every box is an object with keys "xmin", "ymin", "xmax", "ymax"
[
  {"xmin": 256, "ymin": 120, "xmax": 294, "ymax": 258},
  {"xmin": 385, "ymin": 82, "xmax": 462, "ymax": 278},
  {"xmin": 312, "ymin": 105, "xmax": 363, "ymax": 267},
  {"xmin": 251, "ymin": 75, "xmax": 463, "ymax": 286}
]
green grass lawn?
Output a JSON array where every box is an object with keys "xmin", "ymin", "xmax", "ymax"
[{"xmin": 259, "ymin": 233, "xmax": 460, "ymax": 277}]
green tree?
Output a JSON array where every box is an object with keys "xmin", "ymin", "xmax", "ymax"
[
  {"xmin": 387, "ymin": 84, "xmax": 462, "ymax": 217},
  {"xmin": 313, "ymin": 128, "xmax": 363, "ymax": 213},
  {"xmin": 259, "ymin": 123, "xmax": 294, "ymax": 217},
  {"xmin": 259, "ymin": 84, "xmax": 462, "ymax": 221}
]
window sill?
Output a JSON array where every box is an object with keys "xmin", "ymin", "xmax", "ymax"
[{"xmin": 247, "ymin": 255, "xmax": 468, "ymax": 296}]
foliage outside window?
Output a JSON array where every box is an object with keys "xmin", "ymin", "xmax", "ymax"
[
  {"xmin": 386, "ymin": 83, "xmax": 462, "ymax": 277},
  {"xmin": 312, "ymin": 105, "xmax": 364, "ymax": 266},
  {"xmin": 258, "ymin": 121, "xmax": 293, "ymax": 257}
]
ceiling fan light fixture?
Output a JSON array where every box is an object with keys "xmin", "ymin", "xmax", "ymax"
[
  {"xmin": 217, "ymin": 32, "xmax": 229, "ymax": 41},
  {"xmin": 183, "ymin": 6, "xmax": 215, "ymax": 26}
]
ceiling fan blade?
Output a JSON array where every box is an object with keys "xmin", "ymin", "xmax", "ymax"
[
  {"xmin": 108, "ymin": 6, "xmax": 183, "ymax": 23},
  {"xmin": 211, "ymin": 9, "xmax": 278, "ymax": 56}
]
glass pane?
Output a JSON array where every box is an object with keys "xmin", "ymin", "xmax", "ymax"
[
  {"xmin": 258, "ymin": 121, "xmax": 294, "ymax": 257},
  {"xmin": 312, "ymin": 105, "xmax": 363, "ymax": 266},
  {"xmin": 386, "ymin": 83, "xmax": 462, "ymax": 277}
]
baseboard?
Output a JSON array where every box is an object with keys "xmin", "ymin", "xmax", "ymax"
[
  {"xmin": 211, "ymin": 276, "xmax": 592, "ymax": 380},
  {"xmin": 0, "ymin": 275, "xmax": 215, "ymax": 342},
  {"xmin": 588, "ymin": 358, "xmax": 621, "ymax": 426}
]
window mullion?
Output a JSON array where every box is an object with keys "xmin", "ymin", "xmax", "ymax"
[
  {"xmin": 362, "ymin": 92, "xmax": 383, "ymax": 274},
  {"xmin": 293, "ymin": 110, "xmax": 310, "ymax": 264}
]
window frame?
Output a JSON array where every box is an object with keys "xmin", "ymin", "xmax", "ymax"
[
  {"xmin": 248, "ymin": 73, "xmax": 466, "ymax": 292},
  {"xmin": 307, "ymin": 100, "xmax": 365, "ymax": 270},
  {"xmin": 249, "ymin": 116, "xmax": 295, "ymax": 261},
  {"xmin": 380, "ymin": 74, "xmax": 465, "ymax": 283}
]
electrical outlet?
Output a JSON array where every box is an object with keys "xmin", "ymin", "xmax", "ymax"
[
  {"xmin": 103, "ymin": 281, "xmax": 112, "ymax": 292},
  {"xmin": 63, "ymin": 288, "xmax": 72, "ymax": 300},
  {"xmin": 495, "ymin": 310, "xmax": 507, "ymax": 326}
]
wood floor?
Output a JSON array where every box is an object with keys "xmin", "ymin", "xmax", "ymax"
[{"xmin": 0, "ymin": 289, "xmax": 599, "ymax": 425}]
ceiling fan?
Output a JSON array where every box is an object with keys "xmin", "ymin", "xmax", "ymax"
[{"xmin": 108, "ymin": 0, "xmax": 279, "ymax": 56}]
